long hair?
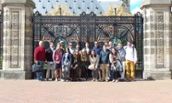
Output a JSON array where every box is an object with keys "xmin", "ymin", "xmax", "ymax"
[
  {"xmin": 110, "ymin": 48, "xmax": 117, "ymax": 55},
  {"xmin": 90, "ymin": 50, "xmax": 96, "ymax": 58},
  {"xmin": 73, "ymin": 50, "xmax": 79, "ymax": 58},
  {"xmin": 66, "ymin": 47, "xmax": 71, "ymax": 54},
  {"xmin": 56, "ymin": 43, "xmax": 61, "ymax": 50},
  {"xmin": 81, "ymin": 49, "xmax": 89, "ymax": 61}
]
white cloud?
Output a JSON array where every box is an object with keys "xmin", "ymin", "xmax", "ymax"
[
  {"xmin": 130, "ymin": 0, "xmax": 142, "ymax": 5},
  {"xmin": 131, "ymin": 7, "xmax": 141, "ymax": 15}
]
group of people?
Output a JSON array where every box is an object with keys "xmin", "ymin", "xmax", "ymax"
[{"xmin": 34, "ymin": 40, "xmax": 137, "ymax": 83}]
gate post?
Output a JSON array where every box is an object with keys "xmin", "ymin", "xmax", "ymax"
[
  {"xmin": 141, "ymin": 0, "xmax": 172, "ymax": 79},
  {"xmin": 0, "ymin": 0, "xmax": 35, "ymax": 79}
]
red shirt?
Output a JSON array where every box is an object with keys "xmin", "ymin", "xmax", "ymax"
[{"xmin": 34, "ymin": 46, "xmax": 46, "ymax": 61}]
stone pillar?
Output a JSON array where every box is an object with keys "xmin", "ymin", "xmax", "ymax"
[
  {"xmin": 0, "ymin": 0, "xmax": 35, "ymax": 79},
  {"xmin": 141, "ymin": 0, "xmax": 172, "ymax": 79}
]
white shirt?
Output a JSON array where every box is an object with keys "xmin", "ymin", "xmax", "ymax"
[
  {"xmin": 85, "ymin": 47, "xmax": 90, "ymax": 54},
  {"xmin": 69, "ymin": 48, "xmax": 75, "ymax": 54},
  {"xmin": 124, "ymin": 46, "xmax": 137, "ymax": 62}
]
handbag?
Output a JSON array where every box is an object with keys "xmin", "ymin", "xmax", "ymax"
[
  {"xmin": 88, "ymin": 56, "xmax": 97, "ymax": 70},
  {"xmin": 32, "ymin": 64, "xmax": 42, "ymax": 72},
  {"xmin": 88, "ymin": 64, "xmax": 95, "ymax": 70}
]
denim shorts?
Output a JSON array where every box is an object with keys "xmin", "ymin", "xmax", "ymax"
[{"xmin": 54, "ymin": 63, "xmax": 62, "ymax": 69}]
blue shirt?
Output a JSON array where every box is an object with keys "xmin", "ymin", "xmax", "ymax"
[
  {"xmin": 92, "ymin": 46, "xmax": 102, "ymax": 56},
  {"xmin": 99, "ymin": 49, "xmax": 110, "ymax": 64}
]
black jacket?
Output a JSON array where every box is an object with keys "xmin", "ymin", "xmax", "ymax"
[{"xmin": 46, "ymin": 48, "xmax": 54, "ymax": 62}]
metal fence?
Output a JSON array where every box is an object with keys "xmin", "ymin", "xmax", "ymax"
[{"xmin": 32, "ymin": 11, "xmax": 143, "ymax": 78}]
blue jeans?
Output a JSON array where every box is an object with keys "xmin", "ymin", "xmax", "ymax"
[
  {"xmin": 109, "ymin": 64, "xmax": 113, "ymax": 80},
  {"xmin": 92, "ymin": 69, "xmax": 98, "ymax": 78},
  {"xmin": 36, "ymin": 60, "xmax": 44, "ymax": 80},
  {"xmin": 111, "ymin": 70, "xmax": 118, "ymax": 80}
]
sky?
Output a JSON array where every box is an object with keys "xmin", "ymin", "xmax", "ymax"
[{"xmin": 98, "ymin": 0, "xmax": 142, "ymax": 14}]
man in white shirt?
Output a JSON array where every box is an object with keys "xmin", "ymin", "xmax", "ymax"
[
  {"xmin": 85, "ymin": 42, "xmax": 90, "ymax": 55},
  {"xmin": 68, "ymin": 42, "xmax": 75, "ymax": 54},
  {"xmin": 124, "ymin": 41, "xmax": 137, "ymax": 81}
]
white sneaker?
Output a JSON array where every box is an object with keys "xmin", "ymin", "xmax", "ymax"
[
  {"xmin": 55, "ymin": 78, "xmax": 58, "ymax": 82},
  {"xmin": 66, "ymin": 80, "xmax": 69, "ymax": 82},
  {"xmin": 61, "ymin": 79, "xmax": 65, "ymax": 82}
]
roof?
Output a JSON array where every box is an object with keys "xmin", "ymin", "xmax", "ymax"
[{"xmin": 33, "ymin": 0, "xmax": 124, "ymax": 15}]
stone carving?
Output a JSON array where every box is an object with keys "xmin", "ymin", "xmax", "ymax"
[
  {"xmin": 156, "ymin": 12, "xmax": 164, "ymax": 68},
  {"xmin": 10, "ymin": 11, "xmax": 19, "ymax": 68}
]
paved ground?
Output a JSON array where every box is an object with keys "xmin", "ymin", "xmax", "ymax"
[{"xmin": 0, "ymin": 79, "xmax": 171, "ymax": 103}]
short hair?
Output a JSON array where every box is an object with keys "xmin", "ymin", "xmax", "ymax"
[
  {"xmin": 50, "ymin": 42, "xmax": 54, "ymax": 44},
  {"xmin": 94, "ymin": 41, "xmax": 98, "ymax": 44},
  {"xmin": 69, "ymin": 42, "xmax": 72, "ymax": 44},
  {"xmin": 85, "ymin": 41, "xmax": 89, "ymax": 44},
  {"xmin": 127, "ymin": 40, "xmax": 133, "ymax": 43},
  {"xmin": 118, "ymin": 42, "xmax": 122, "ymax": 45},
  {"xmin": 39, "ymin": 41, "xmax": 43, "ymax": 46},
  {"xmin": 103, "ymin": 45, "xmax": 107, "ymax": 47}
]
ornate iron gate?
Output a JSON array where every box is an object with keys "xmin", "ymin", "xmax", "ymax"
[
  {"xmin": 33, "ymin": 11, "xmax": 143, "ymax": 78},
  {"xmin": 0, "ymin": 10, "xmax": 3, "ymax": 69}
]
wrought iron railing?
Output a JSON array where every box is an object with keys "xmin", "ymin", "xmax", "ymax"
[{"xmin": 33, "ymin": 11, "xmax": 143, "ymax": 78}]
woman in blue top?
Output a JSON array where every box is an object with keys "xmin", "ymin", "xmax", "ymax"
[{"xmin": 61, "ymin": 47, "xmax": 72, "ymax": 82}]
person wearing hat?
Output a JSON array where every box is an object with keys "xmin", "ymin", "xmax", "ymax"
[
  {"xmin": 124, "ymin": 40, "xmax": 137, "ymax": 81},
  {"xmin": 60, "ymin": 41, "xmax": 66, "ymax": 51}
]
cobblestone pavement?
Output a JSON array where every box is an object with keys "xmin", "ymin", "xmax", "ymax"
[{"xmin": 0, "ymin": 79, "xmax": 171, "ymax": 103}]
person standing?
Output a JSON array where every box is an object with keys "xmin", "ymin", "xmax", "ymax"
[
  {"xmin": 34, "ymin": 41, "xmax": 46, "ymax": 81},
  {"xmin": 61, "ymin": 47, "xmax": 72, "ymax": 82},
  {"xmin": 116, "ymin": 42, "xmax": 126, "ymax": 80},
  {"xmin": 124, "ymin": 41, "xmax": 137, "ymax": 81},
  {"xmin": 84, "ymin": 42, "xmax": 91, "ymax": 78},
  {"xmin": 60, "ymin": 41, "xmax": 66, "ymax": 51},
  {"xmin": 107, "ymin": 41, "xmax": 115, "ymax": 80},
  {"xmin": 108, "ymin": 41, "xmax": 114, "ymax": 51},
  {"xmin": 75, "ymin": 43, "xmax": 81, "ymax": 51},
  {"xmin": 84, "ymin": 42, "xmax": 91, "ymax": 55},
  {"xmin": 92, "ymin": 41, "xmax": 102, "ymax": 80},
  {"xmin": 99, "ymin": 45, "xmax": 110, "ymax": 82},
  {"xmin": 68, "ymin": 42, "xmax": 75, "ymax": 54},
  {"xmin": 45, "ymin": 42, "xmax": 55, "ymax": 81},
  {"xmin": 53, "ymin": 43, "xmax": 64, "ymax": 82},
  {"xmin": 89, "ymin": 50, "xmax": 99, "ymax": 82},
  {"xmin": 92, "ymin": 41, "xmax": 102, "ymax": 56},
  {"xmin": 109, "ymin": 48, "xmax": 121, "ymax": 83}
]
